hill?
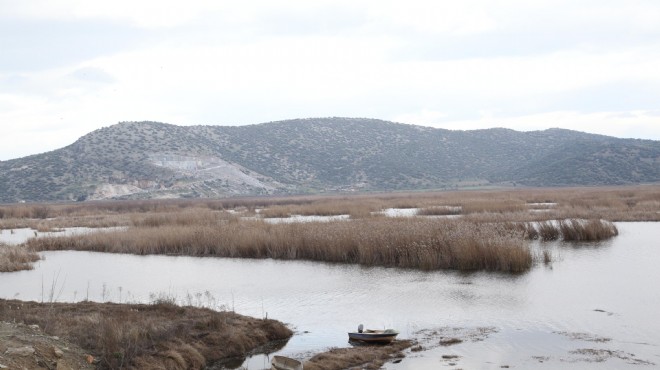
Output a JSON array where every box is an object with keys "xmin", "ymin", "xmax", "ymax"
[{"xmin": 1, "ymin": 117, "xmax": 658, "ymax": 202}]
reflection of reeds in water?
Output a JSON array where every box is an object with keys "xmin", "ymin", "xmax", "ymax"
[
  {"xmin": 543, "ymin": 250, "xmax": 553, "ymax": 265},
  {"xmin": 27, "ymin": 218, "xmax": 533, "ymax": 273}
]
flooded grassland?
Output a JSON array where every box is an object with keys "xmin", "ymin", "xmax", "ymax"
[{"xmin": 1, "ymin": 186, "xmax": 659, "ymax": 369}]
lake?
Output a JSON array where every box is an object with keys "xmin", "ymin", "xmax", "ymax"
[{"xmin": 1, "ymin": 222, "xmax": 659, "ymax": 369}]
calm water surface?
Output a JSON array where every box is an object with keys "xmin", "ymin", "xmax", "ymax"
[{"xmin": 1, "ymin": 222, "xmax": 659, "ymax": 369}]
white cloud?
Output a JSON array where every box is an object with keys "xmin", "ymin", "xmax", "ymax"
[{"xmin": 1, "ymin": 0, "xmax": 659, "ymax": 160}]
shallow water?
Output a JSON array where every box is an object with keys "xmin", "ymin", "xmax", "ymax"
[
  {"xmin": 0, "ymin": 227, "xmax": 124, "ymax": 246},
  {"xmin": 1, "ymin": 223, "xmax": 659, "ymax": 369}
]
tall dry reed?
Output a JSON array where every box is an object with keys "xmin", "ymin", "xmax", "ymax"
[
  {"xmin": 0, "ymin": 244, "xmax": 41, "ymax": 272},
  {"xmin": 518, "ymin": 219, "xmax": 618, "ymax": 242},
  {"xmin": 27, "ymin": 218, "xmax": 533, "ymax": 273}
]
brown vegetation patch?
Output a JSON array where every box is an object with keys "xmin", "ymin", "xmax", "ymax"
[
  {"xmin": 304, "ymin": 340, "xmax": 412, "ymax": 370},
  {"xmin": 416, "ymin": 206, "xmax": 461, "ymax": 216},
  {"xmin": 415, "ymin": 327, "xmax": 497, "ymax": 346},
  {"xmin": 0, "ymin": 244, "xmax": 41, "ymax": 272},
  {"xmin": 2, "ymin": 185, "xmax": 659, "ymax": 228},
  {"xmin": 26, "ymin": 218, "xmax": 533, "ymax": 273},
  {"xmin": 558, "ymin": 219, "xmax": 619, "ymax": 241},
  {"xmin": 439, "ymin": 337, "xmax": 463, "ymax": 346},
  {"xmin": 0, "ymin": 299, "xmax": 292, "ymax": 370},
  {"xmin": 555, "ymin": 331, "xmax": 611, "ymax": 343},
  {"xmin": 4, "ymin": 186, "xmax": 651, "ymax": 274},
  {"xmin": 517, "ymin": 219, "xmax": 618, "ymax": 242},
  {"xmin": 567, "ymin": 348, "xmax": 655, "ymax": 365}
]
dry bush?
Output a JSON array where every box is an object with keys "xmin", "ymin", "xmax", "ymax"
[
  {"xmin": 0, "ymin": 245, "xmax": 41, "ymax": 272},
  {"xmin": 0, "ymin": 299, "xmax": 292, "ymax": 370}
]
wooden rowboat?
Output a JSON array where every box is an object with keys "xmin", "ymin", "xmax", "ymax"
[
  {"xmin": 348, "ymin": 328, "xmax": 399, "ymax": 344},
  {"xmin": 271, "ymin": 355, "xmax": 303, "ymax": 370}
]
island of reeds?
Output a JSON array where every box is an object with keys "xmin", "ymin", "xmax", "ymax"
[
  {"xmin": 1, "ymin": 185, "xmax": 659, "ymax": 369},
  {"xmin": 3, "ymin": 186, "xmax": 657, "ymax": 274}
]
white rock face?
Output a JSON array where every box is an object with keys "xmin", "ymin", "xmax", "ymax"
[
  {"xmin": 90, "ymin": 184, "xmax": 144, "ymax": 200},
  {"xmin": 87, "ymin": 154, "xmax": 289, "ymax": 200},
  {"xmin": 150, "ymin": 154, "xmax": 280, "ymax": 191}
]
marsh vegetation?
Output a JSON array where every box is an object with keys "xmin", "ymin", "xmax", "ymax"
[
  {"xmin": 0, "ymin": 298, "xmax": 292, "ymax": 370},
  {"xmin": 0, "ymin": 243, "xmax": 40, "ymax": 272},
  {"xmin": 3, "ymin": 186, "xmax": 656, "ymax": 273}
]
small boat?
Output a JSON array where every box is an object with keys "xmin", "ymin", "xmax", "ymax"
[
  {"xmin": 348, "ymin": 324, "xmax": 399, "ymax": 344},
  {"xmin": 271, "ymin": 355, "xmax": 303, "ymax": 370}
]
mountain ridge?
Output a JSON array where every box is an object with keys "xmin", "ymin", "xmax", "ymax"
[{"xmin": 1, "ymin": 117, "xmax": 658, "ymax": 202}]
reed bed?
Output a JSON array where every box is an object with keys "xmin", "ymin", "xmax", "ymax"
[
  {"xmin": 517, "ymin": 219, "xmax": 618, "ymax": 242},
  {"xmin": 460, "ymin": 199, "xmax": 526, "ymax": 214},
  {"xmin": 27, "ymin": 218, "xmax": 533, "ymax": 273},
  {"xmin": 0, "ymin": 298, "xmax": 292, "ymax": 370},
  {"xmin": 3, "ymin": 185, "xmax": 650, "ymax": 274},
  {"xmin": 3, "ymin": 185, "xmax": 659, "ymax": 226},
  {"xmin": 416, "ymin": 206, "xmax": 461, "ymax": 216},
  {"xmin": 258, "ymin": 199, "xmax": 384, "ymax": 219},
  {"xmin": 0, "ymin": 244, "xmax": 41, "ymax": 272},
  {"xmin": 558, "ymin": 219, "xmax": 619, "ymax": 241}
]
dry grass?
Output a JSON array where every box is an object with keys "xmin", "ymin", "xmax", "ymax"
[
  {"xmin": 2, "ymin": 185, "xmax": 659, "ymax": 227},
  {"xmin": 0, "ymin": 299, "xmax": 292, "ymax": 370},
  {"xmin": 559, "ymin": 219, "xmax": 619, "ymax": 241},
  {"xmin": 259, "ymin": 199, "xmax": 384, "ymax": 219},
  {"xmin": 416, "ymin": 206, "xmax": 461, "ymax": 216},
  {"xmin": 0, "ymin": 244, "xmax": 41, "ymax": 272},
  {"xmin": 26, "ymin": 218, "xmax": 533, "ymax": 273},
  {"xmin": 517, "ymin": 219, "xmax": 618, "ymax": 242},
  {"xmin": 304, "ymin": 340, "xmax": 412, "ymax": 370},
  {"xmin": 460, "ymin": 199, "xmax": 526, "ymax": 214},
  {"xmin": 4, "ymin": 185, "xmax": 654, "ymax": 273}
]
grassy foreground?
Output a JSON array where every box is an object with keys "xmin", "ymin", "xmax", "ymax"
[{"xmin": 0, "ymin": 299, "xmax": 292, "ymax": 370}]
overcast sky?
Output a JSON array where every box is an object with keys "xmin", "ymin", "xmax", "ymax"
[{"xmin": 2, "ymin": 0, "xmax": 660, "ymax": 160}]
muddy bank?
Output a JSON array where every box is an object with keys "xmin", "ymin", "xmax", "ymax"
[
  {"xmin": 0, "ymin": 299, "xmax": 292, "ymax": 369},
  {"xmin": 0, "ymin": 320, "xmax": 94, "ymax": 370},
  {"xmin": 303, "ymin": 340, "xmax": 413, "ymax": 370}
]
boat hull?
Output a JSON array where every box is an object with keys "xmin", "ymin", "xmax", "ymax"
[
  {"xmin": 348, "ymin": 331, "xmax": 398, "ymax": 344},
  {"xmin": 271, "ymin": 355, "xmax": 303, "ymax": 370}
]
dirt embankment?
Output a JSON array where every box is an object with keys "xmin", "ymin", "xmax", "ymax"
[
  {"xmin": 0, "ymin": 299, "xmax": 292, "ymax": 370},
  {"xmin": 1, "ymin": 320, "xmax": 94, "ymax": 369}
]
